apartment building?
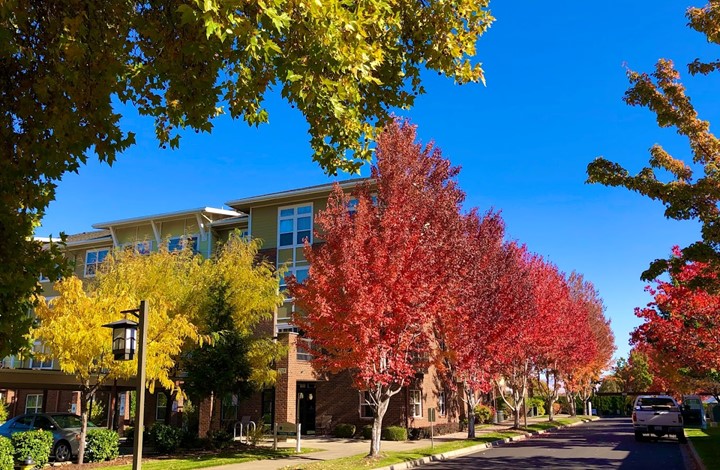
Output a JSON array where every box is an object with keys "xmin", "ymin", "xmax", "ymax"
[{"xmin": 1, "ymin": 179, "xmax": 460, "ymax": 436}]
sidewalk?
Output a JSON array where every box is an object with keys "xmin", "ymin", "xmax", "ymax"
[{"xmin": 203, "ymin": 414, "xmax": 581, "ymax": 470}]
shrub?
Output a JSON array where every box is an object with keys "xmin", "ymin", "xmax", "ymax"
[
  {"xmin": 148, "ymin": 423, "xmax": 184, "ymax": 454},
  {"xmin": 361, "ymin": 425, "xmax": 373, "ymax": 439},
  {"xmin": 246, "ymin": 421, "xmax": 266, "ymax": 446},
  {"xmin": 382, "ymin": 426, "xmax": 407, "ymax": 441},
  {"xmin": 206, "ymin": 429, "xmax": 232, "ymax": 450},
  {"xmin": 0, "ymin": 403, "xmax": 7, "ymax": 424},
  {"xmin": 85, "ymin": 429, "xmax": 119, "ymax": 462},
  {"xmin": 474, "ymin": 404, "xmax": 494, "ymax": 424},
  {"xmin": 11, "ymin": 430, "xmax": 53, "ymax": 468},
  {"xmin": 408, "ymin": 422, "xmax": 459, "ymax": 440},
  {"xmin": 0, "ymin": 436, "xmax": 13, "ymax": 470},
  {"xmin": 333, "ymin": 423, "xmax": 356, "ymax": 438}
]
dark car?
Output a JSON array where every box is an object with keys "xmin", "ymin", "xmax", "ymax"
[{"xmin": 0, "ymin": 412, "xmax": 96, "ymax": 461}]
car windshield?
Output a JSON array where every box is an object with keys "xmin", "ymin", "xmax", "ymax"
[{"xmin": 51, "ymin": 415, "xmax": 95, "ymax": 429}]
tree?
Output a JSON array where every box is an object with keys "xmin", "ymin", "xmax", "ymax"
[
  {"xmin": 1, "ymin": 0, "xmax": 494, "ymax": 355},
  {"xmin": 184, "ymin": 234, "xmax": 285, "ymax": 418},
  {"xmin": 437, "ymin": 209, "xmax": 505, "ymax": 438},
  {"xmin": 33, "ymin": 234, "xmax": 282, "ymax": 464},
  {"xmin": 289, "ymin": 119, "xmax": 466, "ymax": 457},
  {"xmin": 631, "ymin": 250, "xmax": 720, "ymax": 399},
  {"xmin": 586, "ymin": 3, "xmax": 720, "ymax": 282}
]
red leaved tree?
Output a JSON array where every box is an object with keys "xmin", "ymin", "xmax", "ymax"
[
  {"xmin": 436, "ymin": 209, "xmax": 506, "ymax": 437},
  {"xmin": 289, "ymin": 120, "xmax": 465, "ymax": 457},
  {"xmin": 632, "ymin": 248, "xmax": 720, "ymax": 400}
]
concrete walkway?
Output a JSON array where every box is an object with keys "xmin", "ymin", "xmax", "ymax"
[{"xmin": 204, "ymin": 414, "xmax": 582, "ymax": 470}]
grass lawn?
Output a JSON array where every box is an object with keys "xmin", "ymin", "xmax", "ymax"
[
  {"xmin": 92, "ymin": 447, "xmax": 319, "ymax": 470},
  {"xmin": 686, "ymin": 426, "xmax": 720, "ymax": 470},
  {"xmin": 289, "ymin": 431, "xmax": 523, "ymax": 470}
]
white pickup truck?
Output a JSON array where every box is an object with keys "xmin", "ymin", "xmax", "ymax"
[{"xmin": 632, "ymin": 395, "xmax": 686, "ymax": 442}]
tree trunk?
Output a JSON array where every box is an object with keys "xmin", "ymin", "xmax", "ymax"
[
  {"xmin": 464, "ymin": 385, "xmax": 479, "ymax": 438},
  {"xmin": 369, "ymin": 397, "xmax": 389, "ymax": 458},
  {"xmin": 77, "ymin": 383, "xmax": 93, "ymax": 465}
]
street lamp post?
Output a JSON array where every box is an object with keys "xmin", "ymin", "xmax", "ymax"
[{"xmin": 103, "ymin": 300, "xmax": 149, "ymax": 470}]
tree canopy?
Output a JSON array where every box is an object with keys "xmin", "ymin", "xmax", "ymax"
[
  {"xmin": 0, "ymin": 0, "xmax": 493, "ymax": 356},
  {"xmin": 586, "ymin": 2, "xmax": 720, "ymax": 281}
]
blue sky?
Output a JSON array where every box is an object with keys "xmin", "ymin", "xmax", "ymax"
[{"xmin": 38, "ymin": 1, "xmax": 717, "ymax": 363}]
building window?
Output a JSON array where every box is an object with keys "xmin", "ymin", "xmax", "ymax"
[
  {"xmin": 30, "ymin": 342, "xmax": 54, "ymax": 370},
  {"xmin": 438, "ymin": 391, "xmax": 446, "ymax": 416},
  {"xmin": 25, "ymin": 394, "xmax": 42, "ymax": 414},
  {"xmin": 280, "ymin": 266, "xmax": 309, "ymax": 292},
  {"xmin": 125, "ymin": 240, "xmax": 154, "ymax": 255},
  {"xmin": 156, "ymin": 393, "xmax": 168, "ymax": 422},
  {"xmin": 167, "ymin": 236, "xmax": 198, "ymax": 253},
  {"xmin": 297, "ymin": 338, "xmax": 312, "ymax": 361},
  {"xmin": 410, "ymin": 390, "xmax": 422, "ymax": 418},
  {"xmin": 360, "ymin": 391, "xmax": 373, "ymax": 419},
  {"xmin": 278, "ymin": 204, "xmax": 312, "ymax": 248},
  {"xmin": 84, "ymin": 248, "xmax": 109, "ymax": 277},
  {"xmin": 261, "ymin": 389, "xmax": 275, "ymax": 425},
  {"xmin": 221, "ymin": 394, "xmax": 238, "ymax": 421}
]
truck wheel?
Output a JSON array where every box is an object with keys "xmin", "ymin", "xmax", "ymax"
[
  {"xmin": 634, "ymin": 431, "xmax": 644, "ymax": 442},
  {"xmin": 677, "ymin": 432, "xmax": 687, "ymax": 443}
]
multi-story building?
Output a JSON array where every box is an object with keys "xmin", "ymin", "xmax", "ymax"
[{"xmin": 1, "ymin": 179, "xmax": 460, "ymax": 436}]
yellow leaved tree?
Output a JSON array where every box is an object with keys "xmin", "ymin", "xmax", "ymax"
[{"xmin": 33, "ymin": 233, "xmax": 284, "ymax": 464}]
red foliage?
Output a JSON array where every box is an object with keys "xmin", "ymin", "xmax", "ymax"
[
  {"xmin": 632, "ymin": 249, "xmax": 720, "ymax": 385},
  {"xmin": 289, "ymin": 119, "xmax": 466, "ymax": 392}
]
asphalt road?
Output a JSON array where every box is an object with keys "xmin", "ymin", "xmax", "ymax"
[{"xmin": 423, "ymin": 417, "xmax": 690, "ymax": 469}]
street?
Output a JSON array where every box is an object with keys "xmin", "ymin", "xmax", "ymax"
[{"xmin": 424, "ymin": 418, "xmax": 690, "ymax": 469}]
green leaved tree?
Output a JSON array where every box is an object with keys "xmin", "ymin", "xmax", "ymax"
[
  {"xmin": 587, "ymin": 3, "xmax": 720, "ymax": 281},
  {"xmin": 1, "ymin": 0, "xmax": 494, "ymax": 356}
]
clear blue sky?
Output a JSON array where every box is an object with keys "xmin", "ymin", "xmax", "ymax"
[{"xmin": 38, "ymin": 1, "xmax": 717, "ymax": 364}]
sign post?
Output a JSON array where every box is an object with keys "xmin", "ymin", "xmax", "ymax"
[{"xmin": 428, "ymin": 408, "xmax": 436, "ymax": 449}]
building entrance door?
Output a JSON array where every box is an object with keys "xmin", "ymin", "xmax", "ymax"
[{"xmin": 296, "ymin": 382, "xmax": 316, "ymax": 435}]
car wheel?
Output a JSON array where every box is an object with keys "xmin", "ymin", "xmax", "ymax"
[
  {"xmin": 634, "ymin": 431, "xmax": 644, "ymax": 442},
  {"xmin": 677, "ymin": 432, "xmax": 687, "ymax": 443},
  {"xmin": 54, "ymin": 441, "xmax": 72, "ymax": 462}
]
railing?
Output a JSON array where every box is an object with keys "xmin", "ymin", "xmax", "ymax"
[{"xmin": 233, "ymin": 419, "xmax": 257, "ymax": 443}]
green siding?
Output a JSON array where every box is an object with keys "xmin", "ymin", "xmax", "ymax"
[{"xmin": 250, "ymin": 206, "xmax": 277, "ymax": 249}]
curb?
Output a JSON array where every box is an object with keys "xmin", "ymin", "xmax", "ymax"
[{"xmin": 375, "ymin": 418, "xmax": 596, "ymax": 470}]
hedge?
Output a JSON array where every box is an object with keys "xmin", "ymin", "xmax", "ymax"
[
  {"xmin": 0, "ymin": 437, "xmax": 13, "ymax": 470},
  {"xmin": 147, "ymin": 423, "xmax": 183, "ymax": 454},
  {"xmin": 408, "ymin": 422, "xmax": 460, "ymax": 440},
  {"xmin": 11, "ymin": 430, "xmax": 53, "ymax": 468},
  {"xmin": 381, "ymin": 426, "xmax": 407, "ymax": 441},
  {"xmin": 333, "ymin": 424, "xmax": 356, "ymax": 438},
  {"xmin": 85, "ymin": 429, "xmax": 120, "ymax": 462}
]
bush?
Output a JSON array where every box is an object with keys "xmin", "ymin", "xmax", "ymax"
[
  {"xmin": 206, "ymin": 429, "xmax": 232, "ymax": 450},
  {"xmin": 246, "ymin": 421, "xmax": 266, "ymax": 446},
  {"xmin": 407, "ymin": 422, "xmax": 459, "ymax": 440},
  {"xmin": 0, "ymin": 403, "xmax": 7, "ymax": 424},
  {"xmin": 85, "ymin": 429, "xmax": 119, "ymax": 462},
  {"xmin": 0, "ymin": 437, "xmax": 13, "ymax": 470},
  {"xmin": 382, "ymin": 426, "xmax": 407, "ymax": 441},
  {"xmin": 474, "ymin": 404, "xmax": 494, "ymax": 424},
  {"xmin": 333, "ymin": 423, "xmax": 356, "ymax": 438},
  {"xmin": 148, "ymin": 423, "xmax": 184, "ymax": 454},
  {"xmin": 361, "ymin": 425, "xmax": 373, "ymax": 439},
  {"xmin": 11, "ymin": 430, "xmax": 53, "ymax": 468}
]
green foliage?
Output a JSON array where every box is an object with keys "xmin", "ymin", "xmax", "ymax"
[
  {"xmin": 362, "ymin": 425, "xmax": 373, "ymax": 440},
  {"xmin": 206, "ymin": 429, "xmax": 232, "ymax": 450},
  {"xmin": 148, "ymin": 423, "xmax": 184, "ymax": 454},
  {"xmin": 84, "ymin": 429, "xmax": 119, "ymax": 463},
  {"xmin": 0, "ymin": 437, "xmax": 12, "ymax": 470},
  {"xmin": 246, "ymin": 420, "xmax": 266, "ymax": 446},
  {"xmin": 525, "ymin": 397, "xmax": 545, "ymax": 416},
  {"xmin": 0, "ymin": 402, "xmax": 7, "ymax": 424},
  {"xmin": 89, "ymin": 399, "xmax": 106, "ymax": 425},
  {"xmin": 473, "ymin": 404, "xmax": 494, "ymax": 424},
  {"xmin": 11, "ymin": 430, "xmax": 53, "ymax": 468},
  {"xmin": 381, "ymin": 426, "xmax": 407, "ymax": 441},
  {"xmin": 333, "ymin": 423, "xmax": 356, "ymax": 438},
  {"xmin": 1, "ymin": 0, "xmax": 494, "ymax": 357}
]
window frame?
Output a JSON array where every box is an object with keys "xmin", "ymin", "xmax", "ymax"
[
  {"xmin": 84, "ymin": 248, "xmax": 110, "ymax": 277},
  {"xmin": 155, "ymin": 393, "xmax": 168, "ymax": 422},
  {"xmin": 409, "ymin": 390, "xmax": 422, "ymax": 418},
  {"xmin": 25, "ymin": 394, "xmax": 43, "ymax": 414},
  {"xmin": 167, "ymin": 235, "xmax": 199, "ymax": 253},
  {"xmin": 438, "ymin": 391, "xmax": 446, "ymax": 416},
  {"xmin": 359, "ymin": 391, "xmax": 374, "ymax": 419},
  {"xmin": 277, "ymin": 203, "xmax": 313, "ymax": 248},
  {"xmin": 30, "ymin": 341, "xmax": 54, "ymax": 370}
]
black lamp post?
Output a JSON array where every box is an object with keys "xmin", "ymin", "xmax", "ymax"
[{"xmin": 102, "ymin": 300, "xmax": 148, "ymax": 470}]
